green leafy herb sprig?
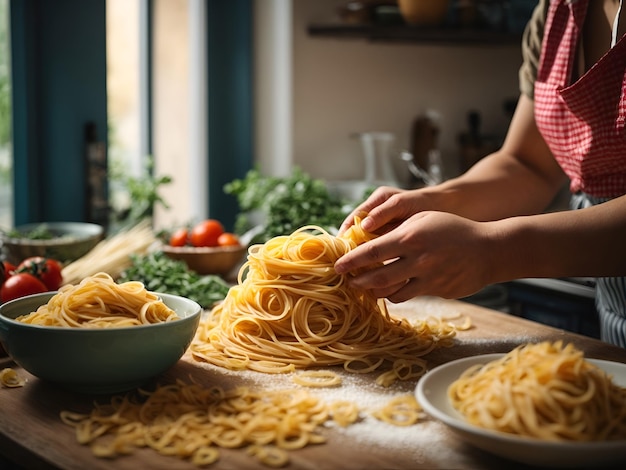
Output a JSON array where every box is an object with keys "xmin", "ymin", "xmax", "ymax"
[
  {"xmin": 118, "ymin": 251, "xmax": 230, "ymax": 309},
  {"xmin": 224, "ymin": 168, "xmax": 353, "ymax": 244}
]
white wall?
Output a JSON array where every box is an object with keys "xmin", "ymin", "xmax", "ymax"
[{"xmin": 287, "ymin": 0, "xmax": 523, "ymax": 184}]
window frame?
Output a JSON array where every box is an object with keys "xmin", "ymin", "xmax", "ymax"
[{"xmin": 9, "ymin": 0, "xmax": 252, "ymax": 230}]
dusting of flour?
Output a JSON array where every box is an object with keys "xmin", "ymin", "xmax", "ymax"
[{"xmin": 188, "ymin": 358, "xmax": 475, "ymax": 468}]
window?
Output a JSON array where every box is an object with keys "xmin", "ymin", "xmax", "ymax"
[
  {"xmin": 106, "ymin": 0, "xmax": 150, "ymax": 230},
  {"xmin": 5, "ymin": 0, "xmax": 251, "ymax": 230},
  {"xmin": 106, "ymin": 0, "xmax": 209, "ymax": 231}
]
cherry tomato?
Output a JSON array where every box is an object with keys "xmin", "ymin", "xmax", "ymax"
[
  {"xmin": 1, "ymin": 273, "xmax": 48, "ymax": 303},
  {"xmin": 217, "ymin": 232, "xmax": 240, "ymax": 247},
  {"xmin": 189, "ymin": 219, "xmax": 224, "ymax": 247},
  {"xmin": 16, "ymin": 256, "xmax": 63, "ymax": 291},
  {"xmin": 2, "ymin": 261, "xmax": 16, "ymax": 278},
  {"xmin": 1, "ymin": 261, "xmax": 16, "ymax": 287},
  {"xmin": 169, "ymin": 228, "xmax": 189, "ymax": 247}
]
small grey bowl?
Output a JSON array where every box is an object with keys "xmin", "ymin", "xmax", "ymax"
[{"xmin": 1, "ymin": 222, "xmax": 104, "ymax": 264}]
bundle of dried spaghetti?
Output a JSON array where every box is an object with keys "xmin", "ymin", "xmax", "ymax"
[
  {"xmin": 190, "ymin": 220, "xmax": 456, "ymax": 382},
  {"xmin": 448, "ymin": 341, "xmax": 626, "ymax": 441},
  {"xmin": 61, "ymin": 220, "xmax": 156, "ymax": 284},
  {"xmin": 16, "ymin": 272, "xmax": 178, "ymax": 327},
  {"xmin": 60, "ymin": 380, "xmax": 350, "ymax": 467}
]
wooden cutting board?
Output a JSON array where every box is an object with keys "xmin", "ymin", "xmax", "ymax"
[{"xmin": 1, "ymin": 297, "xmax": 625, "ymax": 470}]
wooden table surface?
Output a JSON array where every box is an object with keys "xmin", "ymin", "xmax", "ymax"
[{"xmin": 1, "ymin": 297, "xmax": 625, "ymax": 470}]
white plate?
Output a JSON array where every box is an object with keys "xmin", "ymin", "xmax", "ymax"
[{"xmin": 416, "ymin": 354, "xmax": 626, "ymax": 468}]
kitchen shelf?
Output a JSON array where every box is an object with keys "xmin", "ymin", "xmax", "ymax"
[{"xmin": 307, "ymin": 23, "xmax": 523, "ymax": 46}]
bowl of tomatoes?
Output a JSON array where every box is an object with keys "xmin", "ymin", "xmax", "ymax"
[{"xmin": 161, "ymin": 219, "xmax": 247, "ymax": 276}]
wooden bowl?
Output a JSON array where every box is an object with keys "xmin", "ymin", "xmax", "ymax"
[{"xmin": 161, "ymin": 244, "xmax": 247, "ymax": 276}]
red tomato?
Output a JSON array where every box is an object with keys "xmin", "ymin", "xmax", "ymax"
[
  {"xmin": 189, "ymin": 219, "xmax": 224, "ymax": 247},
  {"xmin": 217, "ymin": 232, "xmax": 240, "ymax": 247},
  {"xmin": 3, "ymin": 261, "xmax": 16, "ymax": 275},
  {"xmin": 1, "ymin": 261, "xmax": 16, "ymax": 283},
  {"xmin": 16, "ymin": 256, "xmax": 63, "ymax": 291},
  {"xmin": 1, "ymin": 273, "xmax": 48, "ymax": 303},
  {"xmin": 169, "ymin": 228, "xmax": 189, "ymax": 247}
]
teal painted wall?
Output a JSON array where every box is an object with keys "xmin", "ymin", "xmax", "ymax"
[
  {"xmin": 206, "ymin": 0, "xmax": 253, "ymax": 230},
  {"xmin": 11, "ymin": 0, "xmax": 107, "ymax": 225}
]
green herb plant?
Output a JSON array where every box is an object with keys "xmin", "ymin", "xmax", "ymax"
[
  {"xmin": 109, "ymin": 155, "xmax": 172, "ymax": 231},
  {"xmin": 118, "ymin": 251, "xmax": 230, "ymax": 309},
  {"xmin": 224, "ymin": 168, "xmax": 356, "ymax": 244}
]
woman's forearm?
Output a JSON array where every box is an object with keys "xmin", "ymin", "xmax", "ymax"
[
  {"xmin": 489, "ymin": 194, "xmax": 626, "ymax": 282},
  {"xmin": 428, "ymin": 150, "xmax": 567, "ymax": 222},
  {"xmin": 425, "ymin": 94, "xmax": 568, "ymax": 222}
]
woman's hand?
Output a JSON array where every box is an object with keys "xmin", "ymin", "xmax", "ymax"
[
  {"xmin": 339, "ymin": 186, "xmax": 441, "ymax": 236},
  {"xmin": 335, "ymin": 211, "xmax": 497, "ymax": 302}
]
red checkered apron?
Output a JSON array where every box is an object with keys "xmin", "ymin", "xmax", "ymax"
[
  {"xmin": 534, "ymin": 0, "xmax": 626, "ymax": 198},
  {"xmin": 534, "ymin": 0, "xmax": 626, "ymax": 347}
]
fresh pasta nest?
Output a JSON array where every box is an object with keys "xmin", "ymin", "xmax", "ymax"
[
  {"xmin": 191, "ymin": 221, "xmax": 458, "ymax": 385},
  {"xmin": 0, "ymin": 274, "xmax": 202, "ymax": 393},
  {"xmin": 448, "ymin": 341, "xmax": 626, "ymax": 441}
]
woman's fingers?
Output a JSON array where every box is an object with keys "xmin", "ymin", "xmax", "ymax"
[
  {"xmin": 338, "ymin": 186, "xmax": 404, "ymax": 235},
  {"xmin": 336, "ymin": 211, "xmax": 495, "ymax": 301},
  {"xmin": 335, "ymin": 237, "xmax": 399, "ymax": 275}
]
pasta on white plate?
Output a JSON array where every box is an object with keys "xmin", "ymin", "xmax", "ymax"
[
  {"xmin": 190, "ymin": 219, "xmax": 458, "ymax": 384},
  {"xmin": 448, "ymin": 341, "xmax": 626, "ymax": 441},
  {"xmin": 15, "ymin": 272, "xmax": 178, "ymax": 328}
]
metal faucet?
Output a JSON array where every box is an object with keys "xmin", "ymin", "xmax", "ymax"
[{"xmin": 400, "ymin": 151, "xmax": 438, "ymax": 186}]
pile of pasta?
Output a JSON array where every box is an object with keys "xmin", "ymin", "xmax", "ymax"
[
  {"xmin": 60, "ymin": 377, "xmax": 423, "ymax": 467},
  {"xmin": 190, "ymin": 220, "xmax": 457, "ymax": 385},
  {"xmin": 61, "ymin": 380, "xmax": 355, "ymax": 467},
  {"xmin": 448, "ymin": 341, "xmax": 626, "ymax": 441},
  {"xmin": 16, "ymin": 272, "xmax": 178, "ymax": 328}
]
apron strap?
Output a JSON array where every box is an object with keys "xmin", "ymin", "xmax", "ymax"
[{"xmin": 612, "ymin": 0, "xmax": 623, "ymax": 47}]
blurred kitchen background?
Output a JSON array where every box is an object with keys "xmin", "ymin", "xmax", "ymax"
[
  {"xmin": 1, "ymin": 0, "xmax": 599, "ymax": 338},
  {"xmin": 0, "ymin": 0, "xmax": 541, "ymax": 231}
]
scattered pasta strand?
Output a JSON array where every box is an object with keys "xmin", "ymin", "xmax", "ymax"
[
  {"xmin": 292, "ymin": 370, "xmax": 342, "ymax": 388},
  {"xmin": 246, "ymin": 445, "xmax": 289, "ymax": 468},
  {"xmin": 0, "ymin": 368, "xmax": 26, "ymax": 388},
  {"xmin": 329, "ymin": 401, "xmax": 360, "ymax": 427},
  {"xmin": 61, "ymin": 380, "xmax": 344, "ymax": 467},
  {"xmin": 372, "ymin": 394, "xmax": 422, "ymax": 427},
  {"xmin": 15, "ymin": 272, "xmax": 178, "ymax": 328},
  {"xmin": 190, "ymin": 220, "xmax": 457, "ymax": 383},
  {"xmin": 448, "ymin": 341, "xmax": 626, "ymax": 441}
]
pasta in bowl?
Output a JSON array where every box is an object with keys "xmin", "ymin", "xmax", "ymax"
[{"xmin": 0, "ymin": 273, "xmax": 202, "ymax": 393}]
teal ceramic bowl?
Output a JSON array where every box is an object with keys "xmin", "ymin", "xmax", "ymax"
[{"xmin": 0, "ymin": 291, "xmax": 202, "ymax": 394}]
